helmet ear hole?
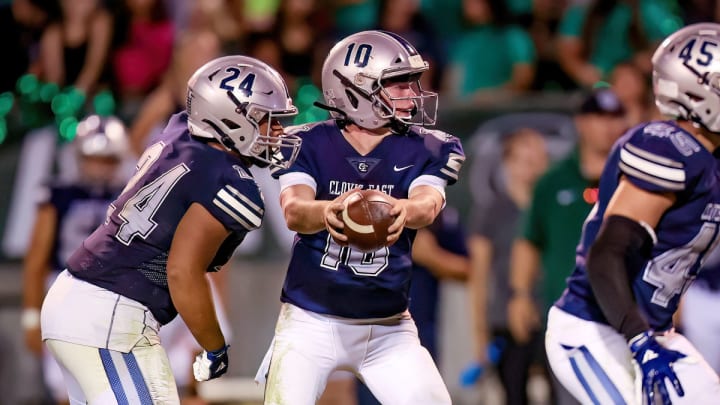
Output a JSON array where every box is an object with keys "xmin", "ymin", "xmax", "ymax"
[
  {"xmin": 221, "ymin": 119, "xmax": 241, "ymax": 129},
  {"xmin": 345, "ymin": 89, "xmax": 359, "ymax": 109}
]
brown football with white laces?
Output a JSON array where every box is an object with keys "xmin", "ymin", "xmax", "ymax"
[{"xmin": 336, "ymin": 189, "xmax": 396, "ymax": 253}]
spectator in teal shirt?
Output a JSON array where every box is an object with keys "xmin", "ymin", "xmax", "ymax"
[
  {"xmin": 444, "ymin": 0, "xmax": 536, "ymax": 98},
  {"xmin": 557, "ymin": 0, "xmax": 682, "ymax": 88}
]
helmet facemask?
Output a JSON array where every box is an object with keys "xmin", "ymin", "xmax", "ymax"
[
  {"xmin": 235, "ymin": 99, "xmax": 301, "ymax": 170},
  {"xmin": 374, "ymin": 70, "xmax": 438, "ymax": 129}
]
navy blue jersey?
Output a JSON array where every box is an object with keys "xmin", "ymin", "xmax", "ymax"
[
  {"xmin": 556, "ymin": 121, "xmax": 720, "ymax": 331},
  {"xmin": 67, "ymin": 112, "xmax": 265, "ymax": 324},
  {"xmin": 272, "ymin": 120, "xmax": 465, "ymax": 318},
  {"xmin": 39, "ymin": 182, "xmax": 119, "ymax": 271}
]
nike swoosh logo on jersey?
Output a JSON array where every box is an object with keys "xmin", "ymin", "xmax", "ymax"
[{"xmin": 393, "ymin": 164, "xmax": 414, "ymax": 172}]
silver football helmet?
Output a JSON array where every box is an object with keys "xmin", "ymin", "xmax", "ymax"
[
  {"xmin": 321, "ymin": 30, "xmax": 437, "ymax": 131},
  {"xmin": 74, "ymin": 115, "xmax": 128, "ymax": 160},
  {"xmin": 652, "ymin": 23, "xmax": 720, "ymax": 132},
  {"xmin": 186, "ymin": 55, "xmax": 301, "ymax": 169}
]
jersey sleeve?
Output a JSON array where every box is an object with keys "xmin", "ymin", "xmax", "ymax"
[
  {"xmin": 419, "ymin": 129, "xmax": 466, "ymax": 186},
  {"xmin": 193, "ymin": 167, "xmax": 266, "ymax": 234},
  {"xmin": 618, "ymin": 123, "xmax": 701, "ymax": 194}
]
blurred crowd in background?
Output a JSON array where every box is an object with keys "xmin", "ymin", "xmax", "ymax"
[
  {"xmin": 0, "ymin": 0, "xmax": 704, "ymax": 149},
  {"xmin": 3, "ymin": 0, "xmax": 720, "ymax": 404}
]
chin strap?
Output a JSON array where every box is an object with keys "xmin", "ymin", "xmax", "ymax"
[
  {"xmin": 313, "ymin": 101, "xmax": 350, "ymax": 129},
  {"xmin": 201, "ymin": 119, "xmax": 236, "ymax": 152},
  {"xmin": 388, "ymin": 119, "xmax": 410, "ymax": 135}
]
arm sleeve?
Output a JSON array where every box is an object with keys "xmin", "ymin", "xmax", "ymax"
[{"xmin": 587, "ymin": 215, "xmax": 654, "ymax": 340}]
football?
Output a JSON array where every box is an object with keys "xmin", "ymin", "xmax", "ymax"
[{"xmin": 337, "ymin": 189, "xmax": 396, "ymax": 253}]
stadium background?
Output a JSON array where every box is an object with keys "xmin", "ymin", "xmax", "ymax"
[{"xmin": 0, "ymin": 0, "xmax": 706, "ymax": 403}]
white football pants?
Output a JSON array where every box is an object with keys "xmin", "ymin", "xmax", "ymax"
[
  {"xmin": 41, "ymin": 270, "xmax": 179, "ymax": 404},
  {"xmin": 256, "ymin": 303, "xmax": 450, "ymax": 405},
  {"xmin": 546, "ymin": 306, "xmax": 720, "ymax": 405},
  {"xmin": 681, "ymin": 284, "xmax": 720, "ymax": 373}
]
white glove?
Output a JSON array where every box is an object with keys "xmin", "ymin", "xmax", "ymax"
[{"xmin": 193, "ymin": 345, "xmax": 230, "ymax": 381}]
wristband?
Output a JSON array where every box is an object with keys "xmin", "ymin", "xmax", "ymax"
[{"xmin": 21, "ymin": 308, "xmax": 41, "ymax": 330}]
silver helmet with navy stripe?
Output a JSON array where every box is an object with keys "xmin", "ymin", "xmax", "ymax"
[
  {"xmin": 321, "ymin": 30, "xmax": 437, "ymax": 131},
  {"xmin": 186, "ymin": 55, "xmax": 301, "ymax": 169},
  {"xmin": 652, "ymin": 23, "xmax": 720, "ymax": 132}
]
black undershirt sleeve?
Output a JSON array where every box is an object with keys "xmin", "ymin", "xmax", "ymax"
[{"xmin": 586, "ymin": 215, "xmax": 654, "ymax": 340}]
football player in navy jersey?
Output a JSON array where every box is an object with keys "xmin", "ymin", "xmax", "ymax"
[
  {"xmin": 255, "ymin": 30, "xmax": 464, "ymax": 404},
  {"xmin": 545, "ymin": 23, "xmax": 720, "ymax": 405},
  {"xmin": 39, "ymin": 55, "xmax": 301, "ymax": 404},
  {"xmin": 22, "ymin": 115, "xmax": 128, "ymax": 405}
]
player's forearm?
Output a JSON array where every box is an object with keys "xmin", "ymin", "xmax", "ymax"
[
  {"xmin": 404, "ymin": 194, "xmax": 441, "ymax": 229},
  {"xmin": 22, "ymin": 261, "xmax": 49, "ymax": 309},
  {"xmin": 469, "ymin": 265, "xmax": 489, "ymax": 357},
  {"xmin": 23, "ymin": 206, "xmax": 56, "ymax": 309},
  {"xmin": 509, "ymin": 239, "xmax": 540, "ymax": 295},
  {"xmin": 168, "ymin": 269, "xmax": 225, "ymax": 351},
  {"xmin": 420, "ymin": 251, "xmax": 469, "ymax": 281},
  {"xmin": 283, "ymin": 198, "xmax": 330, "ymax": 234}
]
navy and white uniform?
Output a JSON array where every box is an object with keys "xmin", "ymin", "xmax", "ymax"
[
  {"xmin": 546, "ymin": 121, "xmax": 720, "ymax": 404},
  {"xmin": 41, "ymin": 112, "xmax": 262, "ymax": 404},
  {"xmin": 38, "ymin": 182, "xmax": 119, "ymax": 402},
  {"xmin": 257, "ymin": 120, "xmax": 464, "ymax": 405}
]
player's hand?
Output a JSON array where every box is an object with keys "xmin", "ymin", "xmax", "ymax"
[
  {"xmin": 629, "ymin": 331, "xmax": 686, "ymax": 405},
  {"xmin": 386, "ymin": 197, "xmax": 407, "ymax": 245},
  {"xmin": 193, "ymin": 345, "xmax": 230, "ymax": 381},
  {"xmin": 323, "ymin": 188, "xmax": 362, "ymax": 245},
  {"xmin": 507, "ymin": 294, "xmax": 539, "ymax": 344}
]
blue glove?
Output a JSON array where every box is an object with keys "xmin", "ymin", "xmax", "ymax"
[
  {"xmin": 628, "ymin": 332, "xmax": 685, "ymax": 405},
  {"xmin": 193, "ymin": 344, "xmax": 230, "ymax": 381},
  {"xmin": 459, "ymin": 362, "xmax": 485, "ymax": 387},
  {"xmin": 459, "ymin": 337, "xmax": 506, "ymax": 387}
]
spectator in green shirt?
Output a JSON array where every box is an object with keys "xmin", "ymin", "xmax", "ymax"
[
  {"xmin": 507, "ymin": 89, "xmax": 628, "ymax": 404},
  {"xmin": 556, "ymin": 0, "xmax": 681, "ymax": 88},
  {"xmin": 444, "ymin": 0, "xmax": 536, "ymax": 98}
]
